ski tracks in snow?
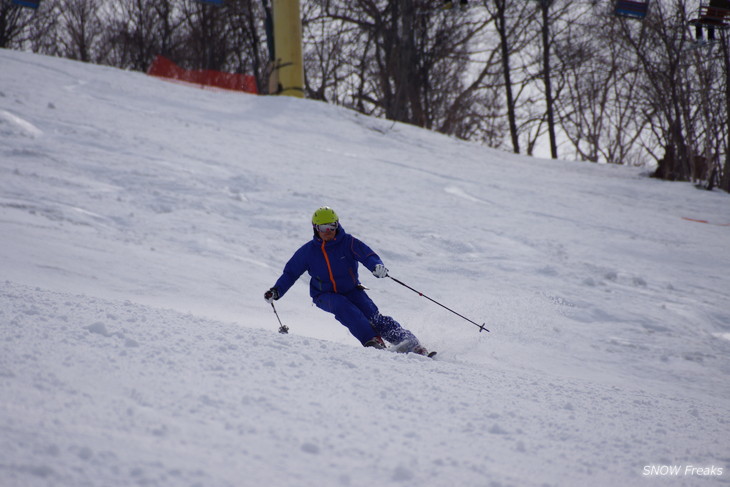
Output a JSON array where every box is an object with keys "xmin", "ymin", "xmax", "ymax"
[{"xmin": 2, "ymin": 281, "xmax": 729, "ymax": 487}]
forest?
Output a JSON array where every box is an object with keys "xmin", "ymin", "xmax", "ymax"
[{"xmin": 2, "ymin": 0, "xmax": 729, "ymax": 192}]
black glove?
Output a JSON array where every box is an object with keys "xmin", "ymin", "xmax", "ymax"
[{"xmin": 264, "ymin": 287, "xmax": 279, "ymax": 303}]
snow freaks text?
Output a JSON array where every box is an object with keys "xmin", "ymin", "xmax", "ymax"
[{"xmin": 642, "ymin": 465, "xmax": 724, "ymax": 477}]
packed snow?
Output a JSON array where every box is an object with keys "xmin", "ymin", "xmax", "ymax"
[{"xmin": 1, "ymin": 48, "xmax": 729, "ymax": 487}]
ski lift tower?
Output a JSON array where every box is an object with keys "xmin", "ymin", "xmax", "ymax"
[{"xmin": 272, "ymin": 0, "xmax": 304, "ymax": 98}]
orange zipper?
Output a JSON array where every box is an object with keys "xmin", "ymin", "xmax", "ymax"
[{"xmin": 321, "ymin": 241, "xmax": 337, "ymax": 293}]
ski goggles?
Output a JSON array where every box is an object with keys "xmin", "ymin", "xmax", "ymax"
[{"xmin": 314, "ymin": 222, "xmax": 339, "ymax": 233}]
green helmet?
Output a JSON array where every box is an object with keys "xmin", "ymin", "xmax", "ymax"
[{"xmin": 312, "ymin": 206, "xmax": 339, "ymax": 225}]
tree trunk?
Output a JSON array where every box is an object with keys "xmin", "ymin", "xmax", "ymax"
[
  {"xmin": 496, "ymin": 0, "xmax": 520, "ymax": 154},
  {"xmin": 722, "ymin": 30, "xmax": 730, "ymax": 191},
  {"xmin": 540, "ymin": 0, "xmax": 558, "ymax": 159}
]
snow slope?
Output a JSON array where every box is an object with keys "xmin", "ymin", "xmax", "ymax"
[{"xmin": 1, "ymin": 48, "xmax": 729, "ymax": 487}]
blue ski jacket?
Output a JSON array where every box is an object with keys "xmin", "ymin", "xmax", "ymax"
[{"xmin": 273, "ymin": 225, "xmax": 384, "ymax": 299}]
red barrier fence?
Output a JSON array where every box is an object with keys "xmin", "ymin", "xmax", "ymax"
[{"xmin": 147, "ymin": 55, "xmax": 258, "ymax": 94}]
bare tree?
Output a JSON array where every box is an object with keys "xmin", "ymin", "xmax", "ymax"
[
  {"xmin": 3, "ymin": 0, "xmax": 728, "ymax": 193},
  {"xmin": 304, "ymin": 0, "xmax": 500, "ymax": 141},
  {"xmin": 0, "ymin": 0, "xmax": 38, "ymax": 48},
  {"xmin": 721, "ymin": 35, "xmax": 730, "ymax": 192},
  {"xmin": 225, "ymin": 0, "xmax": 269, "ymax": 91},
  {"xmin": 55, "ymin": 0, "xmax": 104, "ymax": 63},
  {"xmin": 536, "ymin": 0, "xmax": 558, "ymax": 158},
  {"xmin": 103, "ymin": 0, "xmax": 178, "ymax": 71},
  {"xmin": 303, "ymin": 0, "xmax": 354, "ymax": 101},
  {"xmin": 23, "ymin": 1, "xmax": 59, "ymax": 54},
  {"xmin": 554, "ymin": 6, "xmax": 647, "ymax": 164},
  {"xmin": 634, "ymin": 1, "xmax": 691, "ymax": 179},
  {"xmin": 492, "ymin": 0, "xmax": 519, "ymax": 153},
  {"xmin": 177, "ymin": 0, "xmax": 232, "ymax": 71}
]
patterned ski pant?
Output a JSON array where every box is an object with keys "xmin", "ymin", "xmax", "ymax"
[{"xmin": 314, "ymin": 288, "xmax": 418, "ymax": 348}]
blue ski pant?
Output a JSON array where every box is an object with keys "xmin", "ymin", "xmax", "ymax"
[{"xmin": 314, "ymin": 288, "xmax": 417, "ymax": 347}]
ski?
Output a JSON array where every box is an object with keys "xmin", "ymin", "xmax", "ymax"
[{"xmin": 383, "ymin": 343, "xmax": 437, "ymax": 358}]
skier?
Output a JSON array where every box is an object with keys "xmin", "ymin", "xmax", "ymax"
[{"xmin": 264, "ymin": 206, "xmax": 430, "ymax": 355}]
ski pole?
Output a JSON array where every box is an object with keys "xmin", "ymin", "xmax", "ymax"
[
  {"xmin": 270, "ymin": 302, "xmax": 289, "ymax": 334},
  {"xmin": 388, "ymin": 275, "xmax": 489, "ymax": 332}
]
